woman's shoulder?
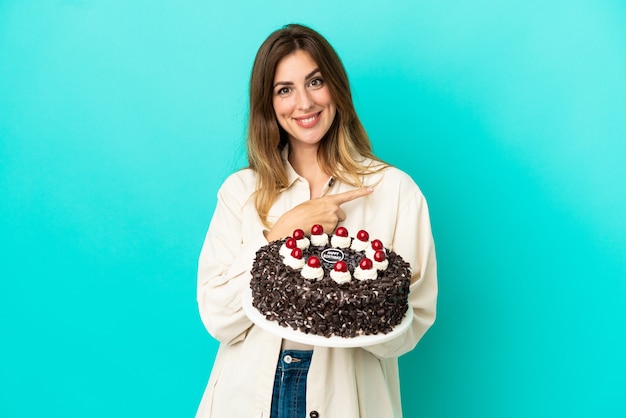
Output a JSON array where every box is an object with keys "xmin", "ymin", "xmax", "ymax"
[
  {"xmin": 218, "ymin": 168, "xmax": 258, "ymax": 196},
  {"xmin": 362, "ymin": 159, "xmax": 422, "ymax": 193},
  {"xmin": 380, "ymin": 164, "xmax": 414, "ymax": 181},
  {"xmin": 361, "ymin": 158, "xmax": 415, "ymax": 184}
]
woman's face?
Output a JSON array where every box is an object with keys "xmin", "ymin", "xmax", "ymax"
[{"xmin": 272, "ymin": 49, "xmax": 337, "ymax": 149}]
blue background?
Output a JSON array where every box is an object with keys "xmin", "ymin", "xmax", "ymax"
[{"xmin": 1, "ymin": 1, "xmax": 625, "ymax": 417}]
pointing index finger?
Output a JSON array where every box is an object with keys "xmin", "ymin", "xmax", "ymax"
[{"xmin": 328, "ymin": 187, "xmax": 374, "ymax": 206}]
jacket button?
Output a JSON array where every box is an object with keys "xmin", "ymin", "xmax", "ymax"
[{"xmin": 309, "ymin": 412, "xmax": 319, "ymax": 418}]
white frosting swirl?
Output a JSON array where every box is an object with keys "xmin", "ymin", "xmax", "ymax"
[
  {"xmin": 373, "ymin": 259, "xmax": 389, "ymax": 271},
  {"xmin": 330, "ymin": 235, "xmax": 351, "ymax": 248},
  {"xmin": 301, "ymin": 265, "xmax": 323, "ymax": 281},
  {"xmin": 310, "ymin": 233, "xmax": 329, "ymax": 247},
  {"xmin": 280, "ymin": 244, "xmax": 294, "ymax": 258},
  {"xmin": 365, "ymin": 245, "xmax": 388, "ymax": 259},
  {"xmin": 330, "ymin": 270, "xmax": 351, "ymax": 284},
  {"xmin": 353, "ymin": 266, "xmax": 378, "ymax": 281},
  {"xmin": 296, "ymin": 237, "xmax": 310, "ymax": 250},
  {"xmin": 284, "ymin": 255, "xmax": 305, "ymax": 270},
  {"xmin": 350, "ymin": 238, "xmax": 369, "ymax": 251}
]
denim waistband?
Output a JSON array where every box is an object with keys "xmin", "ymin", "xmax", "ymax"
[{"xmin": 276, "ymin": 349, "xmax": 313, "ymax": 371}]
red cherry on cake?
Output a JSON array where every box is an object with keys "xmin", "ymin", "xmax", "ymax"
[
  {"xmin": 333, "ymin": 260, "xmax": 348, "ymax": 272},
  {"xmin": 335, "ymin": 226, "xmax": 349, "ymax": 237},
  {"xmin": 359, "ymin": 258, "xmax": 373, "ymax": 270},
  {"xmin": 371, "ymin": 239, "xmax": 383, "ymax": 251},
  {"xmin": 311, "ymin": 224, "xmax": 324, "ymax": 235},
  {"xmin": 356, "ymin": 230, "xmax": 369, "ymax": 242},
  {"xmin": 307, "ymin": 256, "xmax": 321, "ymax": 268},
  {"xmin": 293, "ymin": 229, "xmax": 305, "ymax": 240},
  {"xmin": 374, "ymin": 250, "xmax": 386, "ymax": 262},
  {"xmin": 285, "ymin": 237, "xmax": 297, "ymax": 249},
  {"xmin": 291, "ymin": 248, "xmax": 303, "ymax": 259}
]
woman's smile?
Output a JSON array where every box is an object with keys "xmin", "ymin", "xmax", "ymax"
[{"xmin": 293, "ymin": 112, "xmax": 322, "ymax": 128}]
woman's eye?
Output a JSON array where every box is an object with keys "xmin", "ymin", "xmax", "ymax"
[
  {"xmin": 309, "ymin": 78, "xmax": 324, "ymax": 87},
  {"xmin": 276, "ymin": 87, "xmax": 291, "ymax": 96}
]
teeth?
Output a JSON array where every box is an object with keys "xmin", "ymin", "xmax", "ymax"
[{"xmin": 299, "ymin": 115, "xmax": 317, "ymax": 123}]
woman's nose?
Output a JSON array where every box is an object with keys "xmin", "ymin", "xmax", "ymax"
[{"xmin": 296, "ymin": 90, "xmax": 314, "ymax": 111}]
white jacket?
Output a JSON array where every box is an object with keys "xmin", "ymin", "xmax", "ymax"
[{"xmin": 196, "ymin": 154, "xmax": 437, "ymax": 418}]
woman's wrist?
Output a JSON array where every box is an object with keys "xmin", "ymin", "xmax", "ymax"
[
  {"xmin": 265, "ymin": 222, "xmax": 295, "ymax": 242},
  {"xmin": 264, "ymin": 229, "xmax": 281, "ymax": 243}
]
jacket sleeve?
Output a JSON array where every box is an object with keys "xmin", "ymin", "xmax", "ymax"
[
  {"xmin": 196, "ymin": 175, "xmax": 267, "ymax": 345},
  {"xmin": 363, "ymin": 178, "xmax": 438, "ymax": 359}
]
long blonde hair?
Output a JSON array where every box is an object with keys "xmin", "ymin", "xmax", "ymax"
[{"xmin": 247, "ymin": 24, "xmax": 385, "ymax": 225}]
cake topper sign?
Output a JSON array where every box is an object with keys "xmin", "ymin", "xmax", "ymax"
[{"xmin": 321, "ymin": 248, "xmax": 344, "ymax": 268}]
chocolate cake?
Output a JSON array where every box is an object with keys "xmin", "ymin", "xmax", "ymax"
[{"xmin": 249, "ymin": 225, "xmax": 411, "ymax": 338}]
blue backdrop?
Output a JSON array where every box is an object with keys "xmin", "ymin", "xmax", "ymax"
[{"xmin": 1, "ymin": 1, "xmax": 625, "ymax": 417}]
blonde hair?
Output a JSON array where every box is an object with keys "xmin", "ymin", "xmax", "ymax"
[{"xmin": 247, "ymin": 24, "xmax": 386, "ymax": 225}]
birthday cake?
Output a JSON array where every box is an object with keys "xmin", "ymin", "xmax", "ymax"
[{"xmin": 249, "ymin": 225, "xmax": 411, "ymax": 338}]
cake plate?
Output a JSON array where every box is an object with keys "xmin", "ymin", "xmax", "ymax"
[{"xmin": 242, "ymin": 289, "xmax": 413, "ymax": 348}]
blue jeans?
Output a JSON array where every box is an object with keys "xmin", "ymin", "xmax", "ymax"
[{"xmin": 270, "ymin": 350, "xmax": 313, "ymax": 418}]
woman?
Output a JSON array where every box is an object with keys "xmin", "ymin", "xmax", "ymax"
[{"xmin": 196, "ymin": 24, "xmax": 437, "ymax": 418}]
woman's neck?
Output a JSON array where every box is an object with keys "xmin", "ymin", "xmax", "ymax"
[{"xmin": 288, "ymin": 143, "xmax": 330, "ymax": 198}]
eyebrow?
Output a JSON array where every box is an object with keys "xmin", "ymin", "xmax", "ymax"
[{"xmin": 273, "ymin": 68, "xmax": 321, "ymax": 89}]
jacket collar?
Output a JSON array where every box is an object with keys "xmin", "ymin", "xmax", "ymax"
[{"xmin": 280, "ymin": 145, "xmax": 301, "ymax": 190}]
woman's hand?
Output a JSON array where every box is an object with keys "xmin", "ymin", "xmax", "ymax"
[{"xmin": 265, "ymin": 187, "xmax": 373, "ymax": 242}]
